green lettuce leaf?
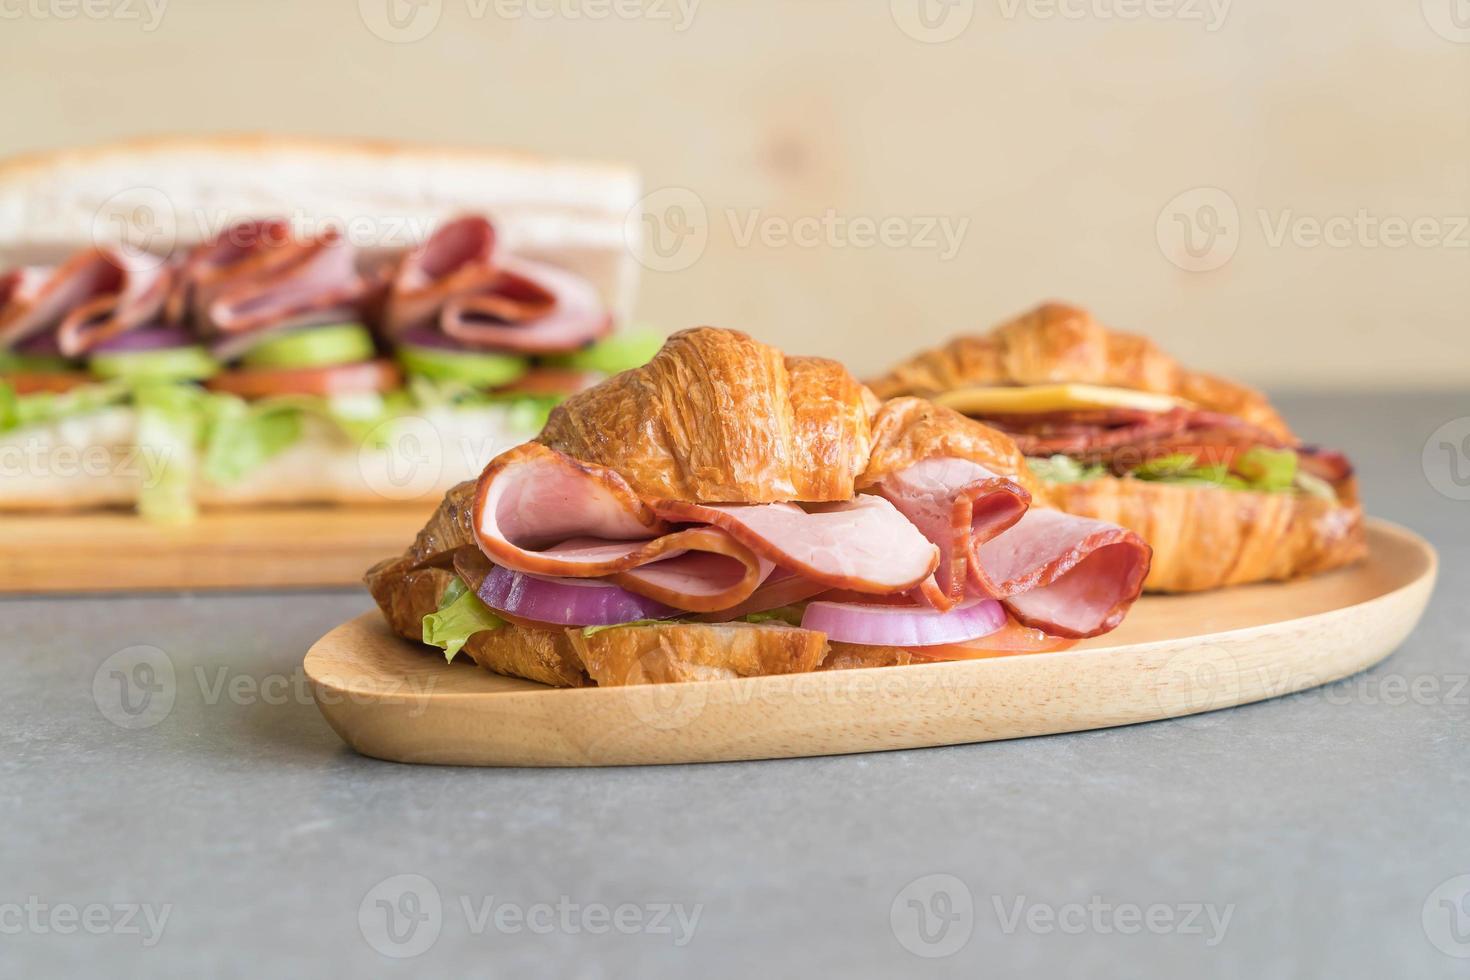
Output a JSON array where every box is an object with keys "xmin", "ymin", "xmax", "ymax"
[
  {"xmin": 133, "ymin": 383, "xmax": 207, "ymax": 523},
  {"xmin": 200, "ymin": 397, "xmax": 305, "ymax": 485},
  {"xmin": 1232, "ymin": 446, "xmax": 1298, "ymax": 492},
  {"xmin": 1293, "ymin": 470, "xmax": 1337, "ymax": 501},
  {"xmin": 422, "ymin": 577, "xmax": 504, "ymax": 663},
  {"xmin": 0, "ymin": 379, "xmax": 132, "ymax": 434},
  {"xmin": 581, "ymin": 618, "xmax": 678, "ymax": 637},
  {"xmin": 1026, "ymin": 454, "xmax": 1106, "ymax": 484},
  {"xmin": 548, "ymin": 329, "xmax": 664, "ymax": 376}
]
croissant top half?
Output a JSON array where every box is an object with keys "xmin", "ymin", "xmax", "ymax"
[
  {"xmin": 538, "ymin": 327, "xmax": 881, "ymax": 503},
  {"xmin": 865, "ymin": 302, "xmax": 1293, "ymax": 442}
]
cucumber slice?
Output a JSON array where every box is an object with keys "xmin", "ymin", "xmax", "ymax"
[
  {"xmin": 545, "ymin": 329, "xmax": 663, "ymax": 375},
  {"xmin": 396, "ymin": 344, "xmax": 527, "ymax": 387},
  {"xmin": 89, "ymin": 345, "xmax": 220, "ymax": 383},
  {"xmin": 241, "ymin": 324, "xmax": 377, "ymax": 370},
  {"xmin": 0, "ymin": 352, "xmax": 72, "ymax": 373}
]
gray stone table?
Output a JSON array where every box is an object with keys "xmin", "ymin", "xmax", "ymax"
[{"xmin": 2, "ymin": 391, "xmax": 1466, "ymax": 979}]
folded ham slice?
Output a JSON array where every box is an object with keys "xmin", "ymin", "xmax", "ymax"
[
  {"xmin": 384, "ymin": 215, "xmax": 610, "ymax": 353},
  {"xmin": 651, "ymin": 497, "xmax": 938, "ymax": 594},
  {"xmin": 168, "ymin": 220, "xmax": 366, "ymax": 357},
  {"xmin": 473, "ymin": 442, "xmax": 944, "ymax": 612},
  {"xmin": 977, "ymin": 508, "xmax": 1151, "ymax": 636},
  {"xmin": 0, "ymin": 250, "xmax": 171, "ymax": 354},
  {"xmin": 442, "ymin": 256, "xmax": 611, "ymax": 353},
  {"xmin": 869, "ymin": 457, "xmax": 1030, "ymax": 610}
]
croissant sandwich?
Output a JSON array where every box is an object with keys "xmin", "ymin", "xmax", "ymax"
[
  {"xmin": 868, "ymin": 303, "xmax": 1366, "ymax": 593},
  {"xmin": 0, "ymin": 134, "xmax": 654, "ymax": 520},
  {"xmin": 366, "ymin": 327, "xmax": 1152, "ymax": 687}
]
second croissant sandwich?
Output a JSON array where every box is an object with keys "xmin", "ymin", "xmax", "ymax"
[
  {"xmin": 868, "ymin": 303, "xmax": 1366, "ymax": 593},
  {"xmin": 367, "ymin": 327, "xmax": 1151, "ymax": 687}
]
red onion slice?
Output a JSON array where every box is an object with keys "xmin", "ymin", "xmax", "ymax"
[
  {"xmin": 801, "ymin": 597, "xmax": 1007, "ymax": 647},
  {"xmin": 91, "ymin": 324, "xmax": 195, "ymax": 353},
  {"xmin": 477, "ymin": 564, "xmax": 679, "ymax": 627}
]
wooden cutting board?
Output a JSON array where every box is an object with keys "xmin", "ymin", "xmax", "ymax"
[
  {"xmin": 305, "ymin": 518, "xmax": 1437, "ymax": 767},
  {"xmin": 0, "ymin": 506, "xmax": 433, "ymax": 592}
]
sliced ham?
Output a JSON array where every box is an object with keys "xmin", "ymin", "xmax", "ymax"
[
  {"xmin": 469, "ymin": 439, "xmax": 1147, "ymax": 633},
  {"xmin": 976, "ymin": 508, "xmax": 1150, "ymax": 637},
  {"xmin": 441, "ymin": 256, "xmax": 611, "ymax": 353},
  {"xmin": 383, "ymin": 214, "xmax": 500, "ymax": 336},
  {"xmin": 868, "ymin": 454, "xmax": 1148, "ymax": 637},
  {"xmin": 651, "ymin": 497, "xmax": 939, "ymax": 594},
  {"xmin": 0, "ymin": 250, "xmax": 170, "ymax": 354},
  {"xmin": 383, "ymin": 215, "xmax": 611, "ymax": 353},
  {"xmin": 868, "ymin": 457, "xmax": 1030, "ymax": 611},
  {"xmin": 472, "ymin": 442, "xmax": 763, "ymax": 611},
  {"xmin": 168, "ymin": 220, "xmax": 366, "ymax": 357},
  {"xmin": 472, "ymin": 443, "xmax": 941, "ymax": 612}
]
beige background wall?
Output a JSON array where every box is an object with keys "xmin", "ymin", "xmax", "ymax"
[{"xmin": 2, "ymin": 0, "xmax": 1467, "ymax": 387}]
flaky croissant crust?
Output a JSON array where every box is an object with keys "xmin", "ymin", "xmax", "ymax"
[{"xmin": 866, "ymin": 302, "xmax": 1294, "ymax": 441}]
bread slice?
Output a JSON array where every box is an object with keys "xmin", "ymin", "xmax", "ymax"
[
  {"xmin": 1043, "ymin": 475, "xmax": 1366, "ymax": 592},
  {"xmin": 0, "ymin": 133, "xmax": 641, "ymax": 321},
  {"xmin": 0, "ymin": 403, "xmax": 539, "ymax": 510},
  {"xmin": 363, "ymin": 552, "xmax": 838, "ymax": 688},
  {"xmin": 868, "ymin": 302, "xmax": 1365, "ymax": 591}
]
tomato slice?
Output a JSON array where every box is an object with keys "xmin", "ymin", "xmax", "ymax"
[
  {"xmin": 909, "ymin": 618, "xmax": 1076, "ymax": 660},
  {"xmin": 2, "ymin": 371, "xmax": 93, "ymax": 394},
  {"xmin": 494, "ymin": 367, "xmax": 599, "ymax": 397},
  {"xmin": 205, "ymin": 359, "xmax": 401, "ymax": 398}
]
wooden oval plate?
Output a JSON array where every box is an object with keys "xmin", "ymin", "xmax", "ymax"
[{"xmin": 306, "ymin": 519, "xmax": 1436, "ymax": 767}]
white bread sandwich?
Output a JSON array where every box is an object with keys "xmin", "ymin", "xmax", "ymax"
[
  {"xmin": 0, "ymin": 134, "xmax": 656, "ymax": 520},
  {"xmin": 367, "ymin": 327, "xmax": 1152, "ymax": 687},
  {"xmin": 868, "ymin": 303, "xmax": 1366, "ymax": 592}
]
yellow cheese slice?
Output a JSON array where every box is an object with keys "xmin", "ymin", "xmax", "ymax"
[{"xmin": 934, "ymin": 383, "xmax": 1192, "ymax": 415}]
